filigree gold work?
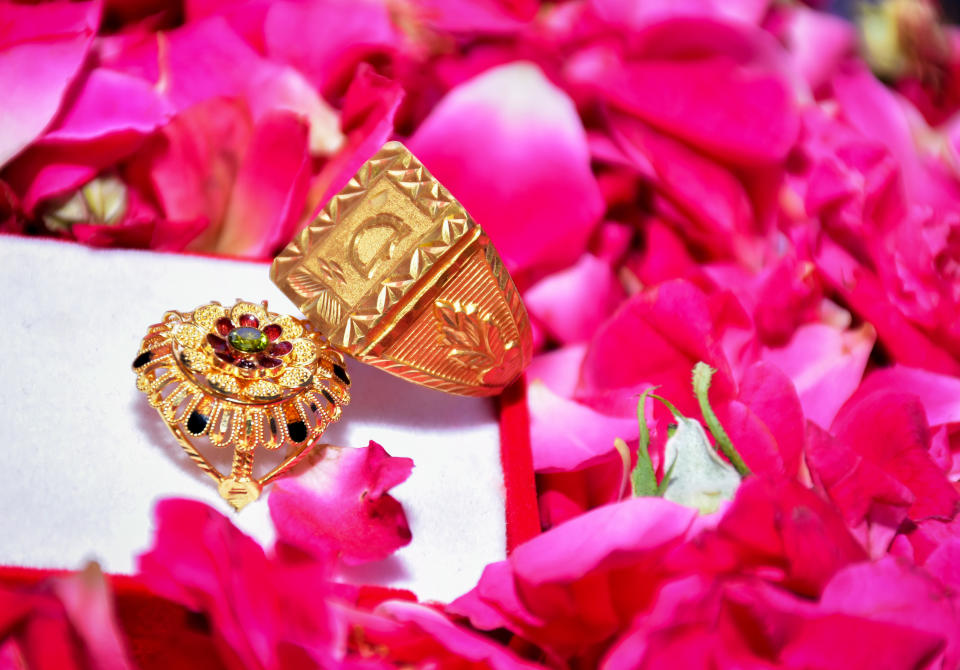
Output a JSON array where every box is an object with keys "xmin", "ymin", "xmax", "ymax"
[{"xmin": 133, "ymin": 299, "xmax": 351, "ymax": 510}]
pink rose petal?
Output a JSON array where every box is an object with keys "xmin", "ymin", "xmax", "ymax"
[
  {"xmin": 453, "ymin": 497, "xmax": 698, "ymax": 657},
  {"xmin": 570, "ymin": 16, "xmax": 800, "ymax": 166},
  {"xmin": 5, "ymin": 66, "xmax": 173, "ymax": 215},
  {"xmin": 805, "ymin": 423, "xmax": 913, "ymax": 558},
  {"xmin": 264, "ymin": 0, "xmax": 400, "ymax": 95},
  {"xmin": 599, "ymin": 56, "xmax": 798, "ymax": 166},
  {"xmin": 144, "ymin": 97, "xmax": 253, "ymax": 238},
  {"xmin": 514, "ymin": 496, "xmax": 696, "ymax": 584},
  {"xmin": 853, "ymin": 365, "xmax": 960, "ymax": 429},
  {"xmin": 44, "ymin": 68, "xmax": 172, "ymax": 142},
  {"xmin": 780, "ymin": 614, "xmax": 946, "ymax": 670},
  {"xmin": 831, "ymin": 65, "xmax": 960, "ymax": 208},
  {"xmin": 371, "ymin": 600, "xmax": 547, "ymax": 670},
  {"xmin": 6, "ymin": 145, "xmax": 110, "ymax": 214},
  {"xmin": 774, "ymin": 5, "xmax": 855, "ymax": 92},
  {"xmin": 609, "ymin": 113, "xmax": 757, "ymax": 262},
  {"xmin": 537, "ymin": 452, "xmax": 632, "ymax": 529},
  {"xmin": 0, "ymin": 0, "xmax": 99, "ymax": 167},
  {"xmin": 821, "ymin": 558, "xmax": 960, "ymax": 669},
  {"xmin": 525, "ymin": 344, "xmax": 587, "ymax": 398},
  {"xmin": 214, "ymin": 111, "xmax": 310, "ymax": 258},
  {"xmin": 49, "ymin": 565, "xmax": 135, "ymax": 670},
  {"xmin": 410, "ymin": 62, "xmax": 603, "ymax": 280},
  {"xmin": 102, "ymin": 14, "xmax": 338, "ymax": 150},
  {"xmin": 715, "ymin": 361, "xmax": 805, "ymax": 478},
  {"xmin": 450, "ymin": 560, "xmax": 540, "ymax": 632},
  {"xmin": 925, "ymin": 539, "xmax": 960, "ymax": 591},
  {"xmin": 899, "ymin": 516, "xmax": 960, "ymax": 565},
  {"xmin": 138, "ymin": 499, "xmax": 342, "ymax": 669},
  {"xmin": 577, "ymin": 279, "xmax": 737, "ymax": 417},
  {"xmin": 305, "ymin": 64, "xmax": 404, "ymax": 217},
  {"xmin": 762, "ymin": 322, "xmax": 875, "ymax": 429},
  {"xmin": 591, "ymin": 0, "xmax": 772, "ymax": 27},
  {"xmin": 814, "ymin": 237, "xmax": 960, "ymax": 376},
  {"xmin": 269, "ymin": 441, "xmax": 414, "ymax": 565},
  {"xmin": 524, "ymin": 254, "xmax": 626, "ymax": 345},
  {"xmin": 528, "ymin": 381, "xmax": 638, "ymax": 472},
  {"xmin": 0, "ymin": 565, "xmax": 135, "ymax": 670},
  {"xmin": 140, "ymin": 500, "xmax": 295, "ymax": 669},
  {"xmin": 689, "ymin": 477, "xmax": 868, "ymax": 596},
  {"xmin": 589, "ymin": 221, "xmax": 632, "ymax": 265},
  {"xmin": 624, "ymin": 219, "xmax": 702, "ymax": 287},
  {"xmin": 411, "ymin": 0, "xmax": 537, "ymax": 34},
  {"xmin": 831, "ymin": 390, "xmax": 960, "ymax": 520}
]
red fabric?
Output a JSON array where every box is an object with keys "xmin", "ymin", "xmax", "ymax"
[
  {"xmin": 0, "ymin": 377, "xmax": 538, "ymax": 668},
  {"xmin": 498, "ymin": 377, "xmax": 540, "ymax": 552}
]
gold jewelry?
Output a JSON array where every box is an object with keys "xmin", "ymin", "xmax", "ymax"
[
  {"xmin": 271, "ymin": 141, "xmax": 532, "ymax": 397},
  {"xmin": 135, "ymin": 141, "xmax": 532, "ymax": 508},
  {"xmin": 132, "ymin": 300, "xmax": 350, "ymax": 510}
]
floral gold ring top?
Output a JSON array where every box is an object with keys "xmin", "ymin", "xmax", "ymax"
[
  {"xmin": 135, "ymin": 142, "xmax": 531, "ymax": 509},
  {"xmin": 133, "ymin": 300, "xmax": 350, "ymax": 510}
]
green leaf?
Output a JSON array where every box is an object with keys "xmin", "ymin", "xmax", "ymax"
[
  {"xmin": 691, "ymin": 362, "xmax": 750, "ymax": 477},
  {"xmin": 629, "ymin": 388, "xmax": 659, "ymax": 497},
  {"xmin": 655, "ymin": 454, "xmax": 678, "ymax": 496}
]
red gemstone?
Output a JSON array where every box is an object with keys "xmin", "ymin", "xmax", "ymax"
[
  {"xmin": 270, "ymin": 341, "xmax": 292, "ymax": 356},
  {"xmin": 207, "ymin": 334, "xmax": 228, "ymax": 352},
  {"xmin": 215, "ymin": 351, "xmax": 235, "ymax": 364},
  {"xmin": 236, "ymin": 358, "xmax": 256, "ymax": 369},
  {"xmin": 215, "ymin": 317, "xmax": 233, "ymax": 336},
  {"xmin": 258, "ymin": 356, "xmax": 282, "ymax": 369},
  {"xmin": 263, "ymin": 324, "xmax": 282, "ymax": 341},
  {"xmin": 239, "ymin": 313, "xmax": 259, "ymax": 328}
]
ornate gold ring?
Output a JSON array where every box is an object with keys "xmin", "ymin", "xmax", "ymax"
[{"xmin": 133, "ymin": 300, "xmax": 350, "ymax": 509}]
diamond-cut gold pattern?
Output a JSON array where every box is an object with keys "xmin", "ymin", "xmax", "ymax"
[
  {"xmin": 270, "ymin": 142, "xmax": 531, "ymax": 396},
  {"xmin": 271, "ymin": 141, "xmax": 478, "ymax": 350}
]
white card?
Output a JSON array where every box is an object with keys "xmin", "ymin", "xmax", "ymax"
[{"xmin": 0, "ymin": 235, "xmax": 506, "ymax": 603}]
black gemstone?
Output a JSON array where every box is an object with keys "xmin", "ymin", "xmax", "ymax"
[
  {"xmin": 287, "ymin": 420, "xmax": 307, "ymax": 443},
  {"xmin": 133, "ymin": 351, "xmax": 152, "ymax": 369},
  {"xmin": 186, "ymin": 411, "xmax": 209, "ymax": 435},
  {"xmin": 269, "ymin": 418, "xmax": 278, "ymax": 436},
  {"xmin": 309, "ymin": 402, "xmax": 317, "ymax": 412},
  {"xmin": 332, "ymin": 364, "xmax": 350, "ymax": 385},
  {"xmin": 321, "ymin": 389, "xmax": 336, "ymax": 405}
]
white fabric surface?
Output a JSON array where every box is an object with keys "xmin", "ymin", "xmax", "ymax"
[{"xmin": 0, "ymin": 235, "xmax": 506, "ymax": 603}]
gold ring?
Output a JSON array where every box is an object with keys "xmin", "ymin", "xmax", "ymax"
[
  {"xmin": 271, "ymin": 141, "xmax": 533, "ymax": 397},
  {"xmin": 132, "ymin": 299, "xmax": 350, "ymax": 510}
]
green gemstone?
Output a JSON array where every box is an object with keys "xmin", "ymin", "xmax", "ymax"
[{"xmin": 227, "ymin": 327, "xmax": 268, "ymax": 353}]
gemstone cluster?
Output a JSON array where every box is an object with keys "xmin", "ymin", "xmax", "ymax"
[{"xmin": 205, "ymin": 312, "xmax": 294, "ymax": 370}]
